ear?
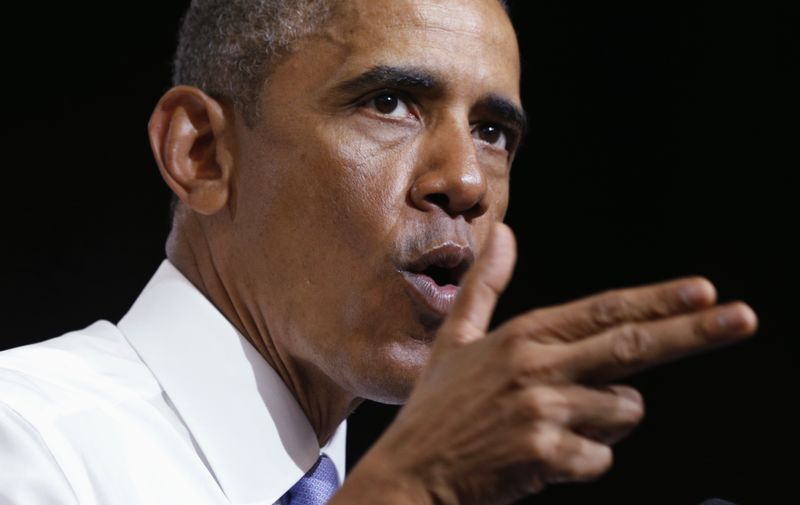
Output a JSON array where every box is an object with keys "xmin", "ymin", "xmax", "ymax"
[{"xmin": 148, "ymin": 85, "xmax": 235, "ymax": 216}]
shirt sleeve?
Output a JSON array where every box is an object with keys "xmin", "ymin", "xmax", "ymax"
[{"xmin": 0, "ymin": 402, "xmax": 80, "ymax": 505}]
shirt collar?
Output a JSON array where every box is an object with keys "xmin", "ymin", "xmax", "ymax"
[{"xmin": 117, "ymin": 259, "xmax": 346, "ymax": 505}]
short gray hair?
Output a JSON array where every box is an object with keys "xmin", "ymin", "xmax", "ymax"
[
  {"xmin": 172, "ymin": 0, "xmax": 336, "ymax": 128},
  {"xmin": 171, "ymin": 0, "xmax": 510, "ymax": 128}
]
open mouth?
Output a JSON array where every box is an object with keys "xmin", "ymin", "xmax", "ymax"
[
  {"xmin": 399, "ymin": 244, "xmax": 474, "ymax": 318},
  {"xmin": 416, "ymin": 263, "xmax": 467, "ymax": 288}
]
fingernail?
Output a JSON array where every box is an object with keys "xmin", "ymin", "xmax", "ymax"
[
  {"xmin": 715, "ymin": 305, "xmax": 754, "ymax": 333},
  {"xmin": 680, "ymin": 282, "xmax": 712, "ymax": 307},
  {"xmin": 618, "ymin": 389, "xmax": 643, "ymax": 409}
]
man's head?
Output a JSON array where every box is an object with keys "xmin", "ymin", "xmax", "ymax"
[{"xmin": 149, "ymin": 0, "xmax": 523, "ymax": 415}]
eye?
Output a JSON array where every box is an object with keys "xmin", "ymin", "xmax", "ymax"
[
  {"xmin": 473, "ymin": 123, "xmax": 508, "ymax": 150},
  {"xmin": 365, "ymin": 92, "xmax": 413, "ymax": 119}
]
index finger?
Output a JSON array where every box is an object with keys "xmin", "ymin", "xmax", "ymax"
[
  {"xmin": 555, "ymin": 301, "xmax": 758, "ymax": 384},
  {"xmin": 505, "ymin": 276, "xmax": 718, "ymax": 344}
]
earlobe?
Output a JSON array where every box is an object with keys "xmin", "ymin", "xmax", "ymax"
[{"xmin": 148, "ymin": 85, "xmax": 234, "ymax": 216}]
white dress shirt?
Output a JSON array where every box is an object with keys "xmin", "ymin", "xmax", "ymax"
[{"xmin": 0, "ymin": 260, "xmax": 346, "ymax": 505}]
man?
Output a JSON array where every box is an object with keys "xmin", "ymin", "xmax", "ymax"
[{"xmin": 0, "ymin": 0, "xmax": 758, "ymax": 504}]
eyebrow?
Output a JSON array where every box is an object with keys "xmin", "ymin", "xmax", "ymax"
[
  {"xmin": 335, "ymin": 64, "xmax": 528, "ymax": 137},
  {"xmin": 477, "ymin": 94, "xmax": 528, "ymax": 138},
  {"xmin": 334, "ymin": 65, "xmax": 442, "ymax": 95}
]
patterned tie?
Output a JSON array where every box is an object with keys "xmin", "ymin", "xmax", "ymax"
[{"xmin": 278, "ymin": 454, "xmax": 341, "ymax": 505}]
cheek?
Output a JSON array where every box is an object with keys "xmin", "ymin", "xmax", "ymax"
[
  {"xmin": 308, "ymin": 125, "xmax": 417, "ymax": 313},
  {"xmin": 489, "ymin": 178, "xmax": 510, "ymax": 220},
  {"xmin": 308, "ymin": 120, "xmax": 418, "ymax": 251},
  {"xmin": 253, "ymin": 117, "xmax": 422, "ymax": 344}
]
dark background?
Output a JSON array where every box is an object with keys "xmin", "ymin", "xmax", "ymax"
[{"xmin": 2, "ymin": 1, "xmax": 796, "ymax": 504}]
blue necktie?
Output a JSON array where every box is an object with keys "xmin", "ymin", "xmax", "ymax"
[{"xmin": 278, "ymin": 454, "xmax": 340, "ymax": 505}]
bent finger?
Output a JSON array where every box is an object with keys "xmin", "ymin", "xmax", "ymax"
[
  {"xmin": 512, "ymin": 384, "xmax": 644, "ymax": 445},
  {"xmin": 520, "ymin": 422, "xmax": 614, "ymax": 486},
  {"xmin": 569, "ymin": 385, "xmax": 645, "ymax": 445}
]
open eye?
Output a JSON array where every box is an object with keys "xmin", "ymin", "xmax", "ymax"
[
  {"xmin": 473, "ymin": 123, "xmax": 508, "ymax": 150},
  {"xmin": 365, "ymin": 92, "xmax": 413, "ymax": 119}
]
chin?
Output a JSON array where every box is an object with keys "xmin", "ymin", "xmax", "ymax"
[
  {"xmin": 362, "ymin": 383, "xmax": 416, "ymax": 406},
  {"xmin": 354, "ymin": 339, "xmax": 431, "ymax": 405}
]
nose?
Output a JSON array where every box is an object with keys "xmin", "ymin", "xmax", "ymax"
[{"xmin": 409, "ymin": 120, "xmax": 489, "ymax": 220}]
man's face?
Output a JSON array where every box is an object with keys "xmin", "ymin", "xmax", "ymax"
[{"xmin": 223, "ymin": 0, "xmax": 522, "ymax": 403}]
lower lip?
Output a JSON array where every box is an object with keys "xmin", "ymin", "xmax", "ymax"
[{"xmin": 400, "ymin": 271, "xmax": 459, "ymax": 318}]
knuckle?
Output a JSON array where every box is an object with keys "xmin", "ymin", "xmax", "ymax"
[
  {"xmin": 437, "ymin": 323, "xmax": 474, "ymax": 346},
  {"xmin": 521, "ymin": 388, "xmax": 570, "ymax": 423},
  {"xmin": 696, "ymin": 311, "xmax": 719, "ymax": 341},
  {"xmin": 524, "ymin": 424, "xmax": 561, "ymax": 461},
  {"xmin": 590, "ymin": 292, "xmax": 635, "ymax": 328},
  {"xmin": 512, "ymin": 356, "xmax": 565, "ymax": 387},
  {"xmin": 497, "ymin": 323, "xmax": 527, "ymax": 349},
  {"xmin": 475, "ymin": 274, "xmax": 503, "ymax": 299},
  {"xmin": 505, "ymin": 318, "xmax": 533, "ymax": 341},
  {"xmin": 646, "ymin": 295, "xmax": 675, "ymax": 319},
  {"xmin": 519, "ymin": 391, "xmax": 546, "ymax": 421},
  {"xmin": 520, "ymin": 310, "xmax": 552, "ymax": 338},
  {"xmin": 611, "ymin": 324, "xmax": 652, "ymax": 367},
  {"xmin": 547, "ymin": 441, "xmax": 614, "ymax": 484}
]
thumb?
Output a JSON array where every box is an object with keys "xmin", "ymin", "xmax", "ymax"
[{"xmin": 435, "ymin": 222, "xmax": 517, "ymax": 348}]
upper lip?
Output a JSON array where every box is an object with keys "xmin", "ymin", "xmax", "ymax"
[{"xmin": 401, "ymin": 243, "xmax": 475, "ymax": 286}]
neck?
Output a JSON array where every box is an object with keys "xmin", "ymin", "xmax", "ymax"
[{"xmin": 166, "ymin": 215, "xmax": 362, "ymax": 446}]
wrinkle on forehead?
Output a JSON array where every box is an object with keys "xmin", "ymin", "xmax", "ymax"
[
  {"xmin": 415, "ymin": 2, "xmax": 519, "ymax": 59},
  {"xmin": 329, "ymin": 0, "xmax": 515, "ymax": 48},
  {"xmin": 397, "ymin": 1, "xmax": 491, "ymax": 37}
]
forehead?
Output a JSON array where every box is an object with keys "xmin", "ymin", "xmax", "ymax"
[
  {"xmin": 296, "ymin": 0, "xmax": 521, "ymax": 102},
  {"xmin": 332, "ymin": 0, "xmax": 514, "ymax": 43}
]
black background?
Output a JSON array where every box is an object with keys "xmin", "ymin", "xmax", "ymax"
[{"xmin": 2, "ymin": 1, "xmax": 796, "ymax": 504}]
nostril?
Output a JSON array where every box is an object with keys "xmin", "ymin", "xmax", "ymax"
[
  {"xmin": 424, "ymin": 193, "xmax": 449, "ymax": 208},
  {"xmin": 462, "ymin": 201, "xmax": 485, "ymax": 221}
]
